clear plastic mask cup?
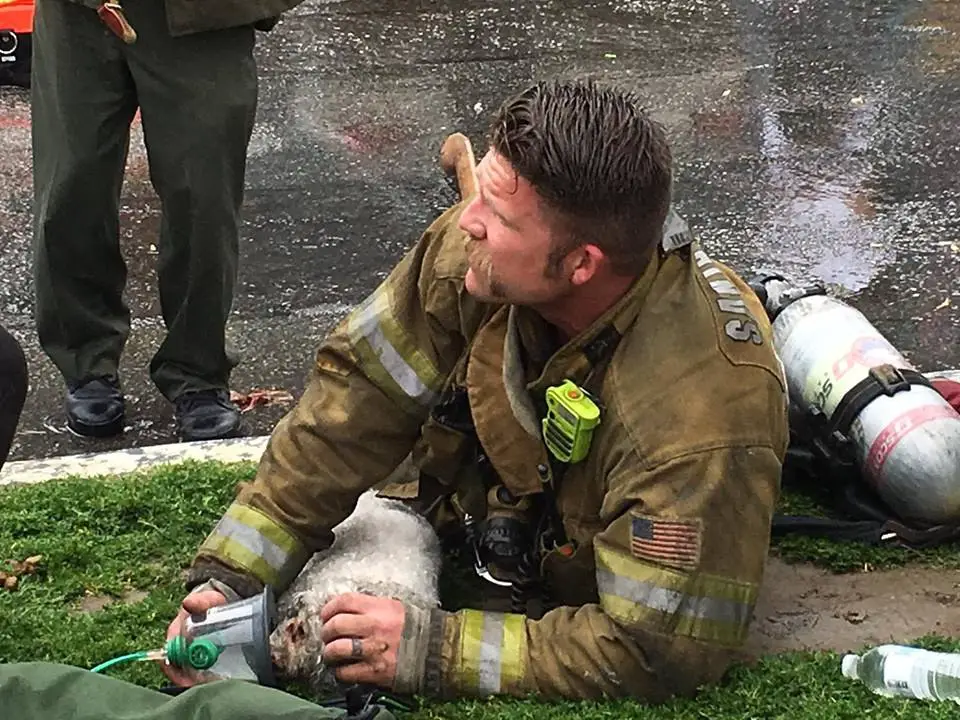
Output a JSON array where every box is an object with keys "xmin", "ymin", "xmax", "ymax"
[{"xmin": 167, "ymin": 586, "xmax": 276, "ymax": 684}]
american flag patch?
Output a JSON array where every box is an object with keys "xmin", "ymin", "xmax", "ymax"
[{"xmin": 630, "ymin": 515, "xmax": 702, "ymax": 571}]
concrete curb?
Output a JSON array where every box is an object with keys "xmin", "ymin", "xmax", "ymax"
[
  {"xmin": 2, "ymin": 370, "xmax": 956, "ymax": 489},
  {"xmin": 0, "ymin": 435, "xmax": 270, "ymax": 488}
]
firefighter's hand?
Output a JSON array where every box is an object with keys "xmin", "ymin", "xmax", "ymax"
[
  {"xmin": 320, "ymin": 592, "xmax": 404, "ymax": 688},
  {"xmin": 162, "ymin": 589, "xmax": 228, "ymax": 686}
]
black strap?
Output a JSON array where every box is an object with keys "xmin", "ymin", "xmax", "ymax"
[
  {"xmin": 829, "ymin": 364, "xmax": 934, "ymax": 437},
  {"xmin": 539, "ymin": 323, "xmax": 624, "ymax": 542},
  {"xmin": 771, "ymin": 514, "xmax": 894, "ymax": 544},
  {"xmin": 772, "ymin": 513, "xmax": 960, "ymax": 549},
  {"xmin": 322, "ymin": 685, "xmax": 413, "ymax": 718},
  {"xmin": 581, "ymin": 325, "xmax": 621, "ymax": 367},
  {"xmin": 511, "ymin": 324, "xmax": 624, "ymax": 608},
  {"xmin": 775, "ymin": 436, "xmax": 960, "ymax": 550},
  {"xmin": 538, "ymin": 459, "xmax": 569, "ymax": 547}
]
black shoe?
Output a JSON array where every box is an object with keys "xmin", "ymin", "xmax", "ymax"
[
  {"xmin": 174, "ymin": 389, "xmax": 242, "ymax": 442},
  {"xmin": 65, "ymin": 376, "xmax": 125, "ymax": 438}
]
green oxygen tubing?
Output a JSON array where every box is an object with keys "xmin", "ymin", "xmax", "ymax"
[{"xmin": 90, "ymin": 637, "xmax": 221, "ymax": 674}]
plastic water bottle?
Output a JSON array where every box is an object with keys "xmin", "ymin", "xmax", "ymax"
[{"xmin": 842, "ymin": 644, "xmax": 960, "ymax": 703}]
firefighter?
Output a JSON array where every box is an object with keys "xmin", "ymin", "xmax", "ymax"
[{"xmin": 168, "ymin": 79, "xmax": 790, "ymax": 701}]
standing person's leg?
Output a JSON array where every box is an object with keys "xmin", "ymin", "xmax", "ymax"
[
  {"xmin": 123, "ymin": 0, "xmax": 257, "ymax": 441},
  {"xmin": 31, "ymin": 0, "xmax": 138, "ymax": 438},
  {"xmin": 0, "ymin": 324, "xmax": 28, "ymax": 470}
]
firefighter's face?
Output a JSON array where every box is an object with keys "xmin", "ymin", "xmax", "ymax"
[{"xmin": 459, "ymin": 150, "xmax": 576, "ymax": 305}]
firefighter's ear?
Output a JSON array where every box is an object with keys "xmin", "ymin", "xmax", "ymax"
[{"xmin": 568, "ymin": 244, "xmax": 606, "ymax": 287}]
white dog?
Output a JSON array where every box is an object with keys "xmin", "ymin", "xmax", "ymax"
[{"xmin": 269, "ymin": 491, "xmax": 442, "ymax": 695}]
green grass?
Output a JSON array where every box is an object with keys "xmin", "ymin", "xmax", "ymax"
[
  {"xmin": 0, "ymin": 461, "xmax": 247, "ymax": 687},
  {"xmin": 2, "ymin": 460, "xmax": 960, "ymax": 719}
]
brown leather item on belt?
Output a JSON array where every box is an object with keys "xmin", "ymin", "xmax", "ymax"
[{"xmin": 97, "ymin": 2, "xmax": 138, "ymax": 44}]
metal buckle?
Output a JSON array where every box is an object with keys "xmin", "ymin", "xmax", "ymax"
[
  {"xmin": 463, "ymin": 512, "xmax": 514, "ymax": 588},
  {"xmin": 869, "ymin": 364, "xmax": 910, "ymax": 396}
]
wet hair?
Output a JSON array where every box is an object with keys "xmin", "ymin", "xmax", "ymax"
[{"xmin": 489, "ymin": 78, "xmax": 673, "ymax": 276}]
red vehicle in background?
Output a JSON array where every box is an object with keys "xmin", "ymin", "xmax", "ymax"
[{"xmin": 0, "ymin": 0, "xmax": 32, "ymax": 87}]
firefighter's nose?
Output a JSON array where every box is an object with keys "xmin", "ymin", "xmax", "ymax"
[{"xmin": 458, "ymin": 196, "xmax": 485, "ymax": 239}]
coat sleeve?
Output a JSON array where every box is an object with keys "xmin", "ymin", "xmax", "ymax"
[
  {"xmin": 188, "ymin": 205, "xmax": 485, "ymax": 594},
  {"xmin": 426, "ymin": 443, "xmax": 783, "ymax": 701}
]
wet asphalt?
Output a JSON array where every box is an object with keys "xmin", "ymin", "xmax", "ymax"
[{"xmin": 1, "ymin": 0, "xmax": 958, "ymax": 462}]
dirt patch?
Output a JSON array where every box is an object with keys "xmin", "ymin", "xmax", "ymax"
[
  {"xmin": 747, "ymin": 556, "xmax": 960, "ymax": 656},
  {"xmin": 75, "ymin": 589, "xmax": 149, "ymax": 614}
]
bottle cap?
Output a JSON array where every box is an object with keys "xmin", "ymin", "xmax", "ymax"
[
  {"xmin": 841, "ymin": 654, "xmax": 860, "ymax": 680},
  {"xmin": 164, "ymin": 635, "xmax": 221, "ymax": 671},
  {"xmin": 186, "ymin": 637, "xmax": 220, "ymax": 670}
]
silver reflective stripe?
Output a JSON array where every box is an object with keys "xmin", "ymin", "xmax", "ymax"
[
  {"xmin": 212, "ymin": 515, "xmax": 290, "ymax": 574},
  {"xmin": 366, "ymin": 320, "xmax": 438, "ymax": 405},
  {"xmin": 702, "ymin": 266, "xmax": 723, "ymax": 278},
  {"xmin": 709, "ymin": 279, "xmax": 739, "ymax": 296},
  {"xmin": 596, "ymin": 568, "xmax": 751, "ymax": 627},
  {"xmin": 350, "ymin": 296, "xmax": 438, "ymax": 406},
  {"xmin": 478, "ymin": 613, "xmax": 505, "ymax": 694}
]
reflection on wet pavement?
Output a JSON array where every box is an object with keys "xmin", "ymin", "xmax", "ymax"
[{"xmin": 0, "ymin": 0, "xmax": 957, "ymax": 460}]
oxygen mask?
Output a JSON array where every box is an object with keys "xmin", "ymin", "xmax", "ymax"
[{"xmin": 89, "ymin": 586, "xmax": 277, "ymax": 686}]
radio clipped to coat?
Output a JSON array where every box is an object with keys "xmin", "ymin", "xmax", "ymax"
[{"xmin": 542, "ymin": 379, "xmax": 601, "ymax": 463}]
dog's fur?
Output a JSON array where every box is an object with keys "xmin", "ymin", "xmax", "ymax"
[{"xmin": 270, "ymin": 491, "xmax": 442, "ymax": 695}]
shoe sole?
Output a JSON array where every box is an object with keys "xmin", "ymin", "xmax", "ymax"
[
  {"xmin": 66, "ymin": 413, "xmax": 125, "ymax": 439},
  {"xmin": 177, "ymin": 418, "xmax": 245, "ymax": 443}
]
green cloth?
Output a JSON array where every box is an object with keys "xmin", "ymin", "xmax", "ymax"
[{"xmin": 0, "ymin": 662, "xmax": 392, "ymax": 720}]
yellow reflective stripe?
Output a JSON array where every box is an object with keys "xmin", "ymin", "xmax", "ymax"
[
  {"xmin": 457, "ymin": 610, "xmax": 527, "ymax": 696},
  {"xmin": 460, "ymin": 609, "xmax": 484, "ymax": 691},
  {"xmin": 595, "ymin": 542, "xmax": 757, "ymax": 646},
  {"xmin": 499, "ymin": 614, "xmax": 525, "ymax": 691},
  {"xmin": 347, "ymin": 287, "xmax": 443, "ymax": 407},
  {"xmin": 199, "ymin": 503, "xmax": 308, "ymax": 588},
  {"xmin": 200, "ymin": 537, "xmax": 283, "ymax": 587}
]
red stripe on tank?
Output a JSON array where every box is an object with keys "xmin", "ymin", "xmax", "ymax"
[{"xmin": 866, "ymin": 405, "xmax": 960, "ymax": 478}]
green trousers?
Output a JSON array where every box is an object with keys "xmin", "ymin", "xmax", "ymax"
[
  {"xmin": 0, "ymin": 662, "xmax": 393, "ymax": 720},
  {"xmin": 31, "ymin": 0, "xmax": 258, "ymax": 400}
]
